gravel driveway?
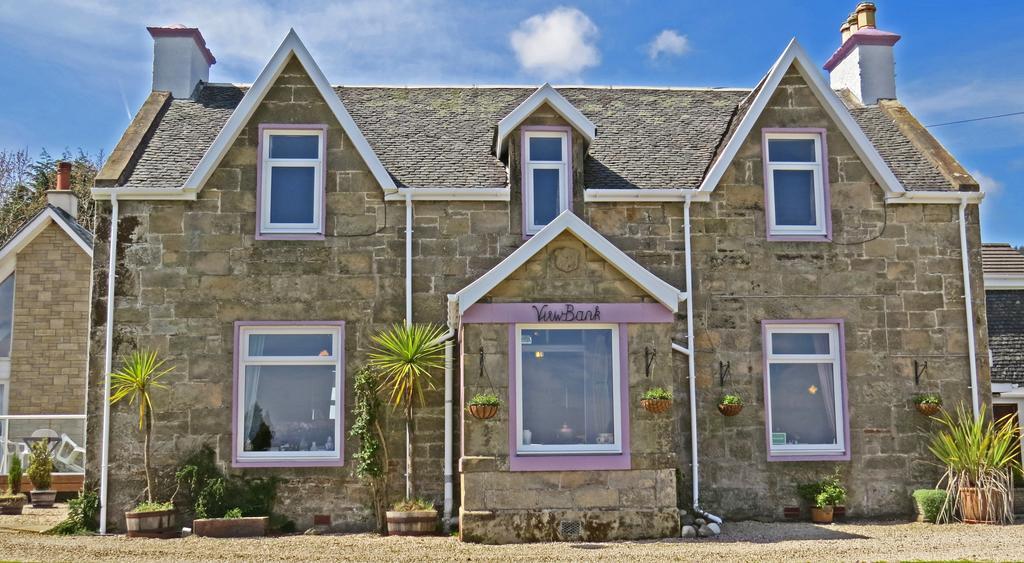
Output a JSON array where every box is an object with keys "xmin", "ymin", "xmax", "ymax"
[{"xmin": 1, "ymin": 520, "xmax": 1023, "ymax": 561}]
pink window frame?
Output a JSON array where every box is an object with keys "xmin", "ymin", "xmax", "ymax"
[
  {"xmin": 761, "ymin": 319, "xmax": 850, "ymax": 462},
  {"xmin": 761, "ymin": 128, "xmax": 832, "ymax": 242},
  {"xmin": 256, "ymin": 124, "xmax": 328, "ymax": 241},
  {"xmin": 521, "ymin": 126, "xmax": 573, "ymax": 238},
  {"xmin": 231, "ymin": 320, "xmax": 346, "ymax": 468}
]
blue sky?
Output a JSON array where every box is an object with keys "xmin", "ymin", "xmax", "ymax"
[{"xmin": 1, "ymin": 1, "xmax": 1021, "ymax": 243}]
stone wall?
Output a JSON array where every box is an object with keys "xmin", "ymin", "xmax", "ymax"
[{"xmin": 10, "ymin": 222, "xmax": 91, "ymax": 415}]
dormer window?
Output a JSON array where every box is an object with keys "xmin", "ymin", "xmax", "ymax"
[
  {"xmin": 763, "ymin": 130, "xmax": 830, "ymax": 240},
  {"xmin": 523, "ymin": 129, "xmax": 571, "ymax": 235},
  {"xmin": 258, "ymin": 125, "xmax": 326, "ymax": 239}
]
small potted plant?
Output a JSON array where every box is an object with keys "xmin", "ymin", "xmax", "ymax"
[
  {"xmin": 467, "ymin": 393, "xmax": 500, "ymax": 420},
  {"xmin": 110, "ymin": 350, "xmax": 177, "ymax": 538},
  {"xmin": 797, "ymin": 470, "xmax": 846, "ymax": 524},
  {"xmin": 386, "ymin": 498, "xmax": 438, "ymax": 536},
  {"xmin": 640, "ymin": 387, "xmax": 672, "ymax": 414},
  {"xmin": 0, "ymin": 456, "xmax": 26, "ymax": 515},
  {"xmin": 27, "ymin": 440, "xmax": 56, "ymax": 508},
  {"xmin": 718, "ymin": 394, "xmax": 744, "ymax": 416},
  {"xmin": 193, "ymin": 507, "xmax": 269, "ymax": 538},
  {"xmin": 914, "ymin": 393, "xmax": 942, "ymax": 416}
]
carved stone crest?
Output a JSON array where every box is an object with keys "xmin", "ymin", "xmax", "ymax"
[{"xmin": 551, "ymin": 247, "xmax": 580, "ymax": 273}]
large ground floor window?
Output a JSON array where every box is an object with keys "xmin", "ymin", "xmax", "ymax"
[
  {"xmin": 233, "ymin": 322, "xmax": 344, "ymax": 467},
  {"xmin": 515, "ymin": 324, "xmax": 622, "ymax": 455},
  {"xmin": 763, "ymin": 321, "xmax": 848, "ymax": 461}
]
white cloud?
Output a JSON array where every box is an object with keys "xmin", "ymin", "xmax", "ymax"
[
  {"xmin": 509, "ymin": 7, "xmax": 599, "ymax": 81},
  {"xmin": 972, "ymin": 169, "xmax": 1003, "ymax": 199},
  {"xmin": 647, "ymin": 29, "xmax": 690, "ymax": 60}
]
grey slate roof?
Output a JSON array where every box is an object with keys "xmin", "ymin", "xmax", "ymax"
[
  {"xmin": 117, "ymin": 83, "xmax": 961, "ymax": 192},
  {"xmin": 986, "ymin": 290, "xmax": 1024, "ymax": 384},
  {"xmin": 0, "ymin": 205, "xmax": 92, "ymax": 254}
]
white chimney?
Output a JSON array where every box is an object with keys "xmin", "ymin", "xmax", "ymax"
[
  {"xmin": 47, "ymin": 162, "xmax": 78, "ymax": 220},
  {"xmin": 147, "ymin": 25, "xmax": 216, "ymax": 99},
  {"xmin": 823, "ymin": 3, "xmax": 900, "ymax": 105}
]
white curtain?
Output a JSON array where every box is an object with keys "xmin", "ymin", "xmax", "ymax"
[
  {"xmin": 243, "ymin": 335, "xmax": 266, "ymax": 442},
  {"xmin": 814, "ymin": 335, "xmax": 836, "ymax": 441}
]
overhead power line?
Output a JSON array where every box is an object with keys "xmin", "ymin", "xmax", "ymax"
[{"xmin": 925, "ymin": 110, "xmax": 1024, "ymax": 128}]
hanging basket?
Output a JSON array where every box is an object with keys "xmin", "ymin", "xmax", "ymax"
[
  {"xmin": 717, "ymin": 403, "xmax": 743, "ymax": 416},
  {"xmin": 640, "ymin": 398, "xmax": 671, "ymax": 414},
  {"xmin": 468, "ymin": 404, "xmax": 499, "ymax": 420},
  {"xmin": 915, "ymin": 403, "xmax": 941, "ymax": 416}
]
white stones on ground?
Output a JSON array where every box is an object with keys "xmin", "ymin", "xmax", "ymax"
[
  {"xmin": 694, "ymin": 518, "xmax": 706, "ymax": 526},
  {"xmin": 697, "ymin": 524, "xmax": 713, "ymax": 537},
  {"xmin": 681, "ymin": 525, "xmax": 698, "ymax": 538},
  {"xmin": 707, "ymin": 522, "xmax": 721, "ymax": 536}
]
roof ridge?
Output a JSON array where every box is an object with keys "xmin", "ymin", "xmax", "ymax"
[{"xmin": 205, "ymin": 82, "xmax": 752, "ymax": 92}]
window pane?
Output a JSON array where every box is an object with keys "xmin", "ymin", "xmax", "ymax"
[
  {"xmin": 532, "ymin": 168, "xmax": 560, "ymax": 226},
  {"xmin": 248, "ymin": 333, "xmax": 333, "ymax": 357},
  {"xmin": 243, "ymin": 365, "xmax": 337, "ymax": 452},
  {"xmin": 520, "ymin": 329, "xmax": 616, "ymax": 448},
  {"xmin": 269, "ymin": 167, "xmax": 316, "ymax": 224},
  {"xmin": 768, "ymin": 139, "xmax": 816, "ymax": 162},
  {"xmin": 769, "ymin": 363, "xmax": 838, "ymax": 446},
  {"xmin": 772, "ymin": 332, "xmax": 830, "ymax": 355},
  {"xmin": 269, "ymin": 135, "xmax": 319, "ymax": 159},
  {"xmin": 0, "ymin": 275, "xmax": 13, "ymax": 357},
  {"xmin": 773, "ymin": 170, "xmax": 816, "ymax": 226},
  {"xmin": 529, "ymin": 136, "xmax": 563, "ymax": 161}
]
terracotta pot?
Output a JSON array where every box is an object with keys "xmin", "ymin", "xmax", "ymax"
[
  {"xmin": 468, "ymin": 404, "xmax": 498, "ymax": 420},
  {"xmin": 640, "ymin": 398, "xmax": 671, "ymax": 414},
  {"xmin": 915, "ymin": 403, "xmax": 942, "ymax": 416},
  {"xmin": 386, "ymin": 509, "xmax": 437, "ymax": 536},
  {"xmin": 959, "ymin": 487, "xmax": 1005, "ymax": 524},
  {"xmin": 810, "ymin": 506, "xmax": 834, "ymax": 524},
  {"xmin": 125, "ymin": 508, "xmax": 178, "ymax": 539},
  {"xmin": 193, "ymin": 516, "xmax": 268, "ymax": 538},
  {"xmin": 30, "ymin": 490, "xmax": 56, "ymax": 508},
  {"xmin": 717, "ymin": 403, "xmax": 743, "ymax": 416}
]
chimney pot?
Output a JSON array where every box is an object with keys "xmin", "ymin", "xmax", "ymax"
[
  {"xmin": 855, "ymin": 2, "xmax": 877, "ymax": 29},
  {"xmin": 47, "ymin": 162, "xmax": 79, "ymax": 220},
  {"xmin": 147, "ymin": 25, "xmax": 216, "ymax": 99}
]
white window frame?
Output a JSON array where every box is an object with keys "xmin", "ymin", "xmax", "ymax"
[
  {"xmin": 235, "ymin": 324, "xmax": 343, "ymax": 464},
  {"xmin": 514, "ymin": 323, "xmax": 622, "ymax": 455},
  {"xmin": 764, "ymin": 132, "xmax": 827, "ymax": 237},
  {"xmin": 0, "ymin": 270, "xmax": 15, "ymax": 380},
  {"xmin": 523, "ymin": 131, "xmax": 569, "ymax": 235},
  {"xmin": 764, "ymin": 323, "xmax": 846, "ymax": 458},
  {"xmin": 259, "ymin": 128, "xmax": 325, "ymax": 236}
]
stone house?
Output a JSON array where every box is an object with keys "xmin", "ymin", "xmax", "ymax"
[
  {"xmin": 87, "ymin": 5, "xmax": 989, "ymax": 542},
  {"xmin": 0, "ymin": 162, "xmax": 92, "ymax": 480}
]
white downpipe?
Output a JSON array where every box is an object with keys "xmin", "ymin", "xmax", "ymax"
[
  {"xmin": 404, "ymin": 193, "xmax": 413, "ymax": 500},
  {"xmin": 441, "ymin": 330, "xmax": 455, "ymax": 531},
  {"xmin": 958, "ymin": 199, "xmax": 981, "ymax": 419},
  {"xmin": 98, "ymin": 195, "xmax": 119, "ymax": 535},
  {"xmin": 679, "ymin": 196, "xmax": 722, "ymax": 525}
]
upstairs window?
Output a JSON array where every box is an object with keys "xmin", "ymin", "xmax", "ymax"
[
  {"xmin": 763, "ymin": 321, "xmax": 848, "ymax": 461},
  {"xmin": 523, "ymin": 130, "xmax": 570, "ymax": 235},
  {"xmin": 763, "ymin": 131, "xmax": 829, "ymax": 240},
  {"xmin": 0, "ymin": 274, "xmax": 12, "ymax": 381},
  {"xmin": 259, "ymin": 126, "xmax": 326, "ymax": 239}
]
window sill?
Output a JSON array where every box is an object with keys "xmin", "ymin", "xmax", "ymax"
[
  {"xmin": 509, "ymin": 452, "xmax": 630, "ymax": 472},
  {"xmin": 767, "ymin": 451, "xmax": 849, "ymax": 462},
  {"xmin": 255, "ymin": 232, "xmax": 326, "ymax": 241},
  {"xmin": 232, "ymin": 456, "xmax": 343, "ymax": 468},
  {"xmin": 766, "ymin": 233, "xmax": 832, "ymax": 242}
]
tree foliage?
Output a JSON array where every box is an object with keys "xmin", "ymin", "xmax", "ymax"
[{"xmin": 0, "ymin": 148, "xmax": 100, "ymax": 243}]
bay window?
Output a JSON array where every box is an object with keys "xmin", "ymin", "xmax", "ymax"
[
  {"xmin": 258, "ymin": 126, "xmax": 326, "ymax": 238},
  {"xmin": 234, "ymin": 323, "xmax": 344, "ymax": 466},
  {"xmin": 763, "ymin": 130, "xmax": 829, "ymax": 239},
  {"xmin": 523, "ymin": 130, "xmax": 570, "ymax": 235},
  {"xmin": 515, "ymin": 324, "xmax": 621, "ymax": 455},
  {"xmin": 763, "ymin": 321, "xmax": 848, "ymax": 460}
]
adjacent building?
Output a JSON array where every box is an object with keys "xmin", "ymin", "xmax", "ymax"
[{"xmin": 87, "ymin": 4, "xmax": 989, "ymax": 541}]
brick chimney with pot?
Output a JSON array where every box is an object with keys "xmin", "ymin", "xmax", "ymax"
[{"xmin": 47, "ymin": 162, "xmax": 79, "ymax": 220}]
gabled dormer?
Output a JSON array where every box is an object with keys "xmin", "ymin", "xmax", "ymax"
[{"xmin": 496, "ymin": 85, "xmax": 596, "ymax": 236}]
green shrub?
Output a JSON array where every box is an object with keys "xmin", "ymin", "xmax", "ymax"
[
  {"xmin": 175, "ymin": 445, "xmax": 280, "ymax": 520},
  {"xmin": 467, "ymin": 392, "xmax": 500, "ymax": 406},
  {"xmin": 797, "ymin": 469, "xmax": 846, "ymax": 508},
  {"xmin": 912, "ymin": 489, "xmax": 947, "ymax": 523},
  {"xmin": 915, "ymin": 393, "xmax": 942, "ymax": 406},
  {"xmin": 719, "ymin": 394, "xmax": 743, "ymax": 406},
  {"xmin": 642, "ymin": 387, "xmax": 672, "ymax": 401},
  {"xmin": 132, "ymin": 500, "xmax": 174, "ymax": 513},
  {"xmin": 223, "ymin": 507, "xmax": 243, "ymax": 519},
  {"xmin": 7, "ymin": 455, "xmax": 22, "ymax": 494},
  {"xmin": 49, "ymin": 488, "xmax": 100, "ymax": 535},
  {"xmin": 392, "ymin": 497, "xmax": 434, "ymax": 511},
  {"xmin": 27, "ymin": 440, "xmax": 53, "ymax": 490}
]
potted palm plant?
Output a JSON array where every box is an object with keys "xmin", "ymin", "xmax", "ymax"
[
  {"xmin": 929, "ymin": 404, "xmax": 1020, "ymax": 524},
  {"xmin": 914, "ymin": 393, "xmax": 943, "ymax": 416},
  {"xmin": 110, "ymin": 350, "xmax": 178, "ymax": 538},
  {"xmin": 467, "ymin": 393, "xmax": 500, "ymax": 420},
  {"xmin": 717, "ymin": 394, "xmax": 744, "ymax": 416},
  {"xmin": 640, "ymin": 387, "xmax": 672, "ymax": 414},
  {"xmin": 0, "ymin": 456, "xmax": 25, "ymax": 515},
  {"xmin": 798, "ymin": 470, "xmax": 846, "ymax": 524},
  {"xmin": 369, "ymin": 322, "xmax": 446, "ymax": 536},
  {"xmin": 27, "ymin": 440, "xmax": 56, "ymax": 508}
]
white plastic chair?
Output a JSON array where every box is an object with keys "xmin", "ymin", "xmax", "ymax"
[
  {"xmin": 54, "ymin": 433, "xmax": 85, "ymax": 473},
  {"xmin": 1, "ymin": 439, "xmax": 28, "ymax": 473}
]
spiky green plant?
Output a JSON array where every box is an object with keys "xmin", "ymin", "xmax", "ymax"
[
  {"xmin": 110, "ymin": 350, "xmax": 174, "ymax": 503},
  {"xmin": 368, "ymin": 323, "xmax": 446, "ymax": 500},
  {"xmin": 928, "ymin": 404, "xmax": 1021, "ymax": 524}
]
